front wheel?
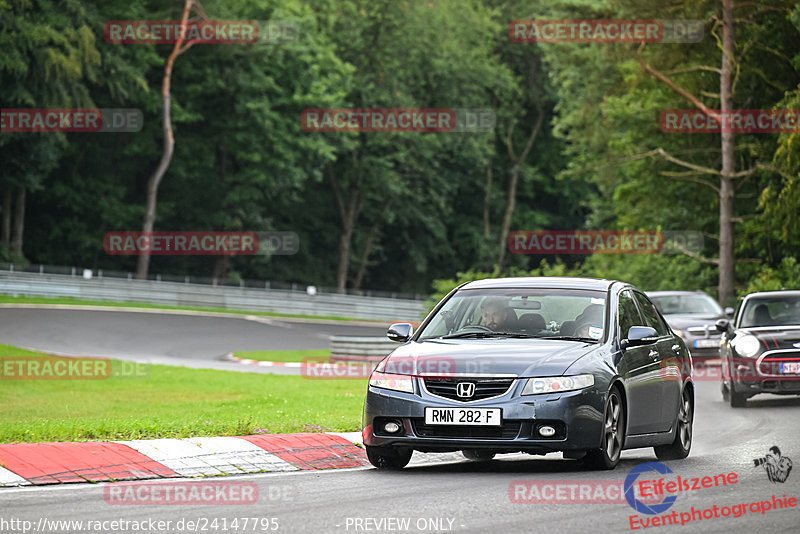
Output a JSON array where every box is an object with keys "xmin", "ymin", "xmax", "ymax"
[
  {"xmin": 655, "ymin": 386, "xmax": 693, "ymax": 460},
  {"xmin": 365, "ymin": 446, "xmax": 413, "ymax": 470},
  {"xmin": 584, "ymin": 386, "xmax": 625, "ymax": 470},
  {"xmin": 722, "ymin": 381, "xmax": 748, "ymax": 407}
]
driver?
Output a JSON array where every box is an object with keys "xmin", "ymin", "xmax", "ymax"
[{"xmin": 481, "ymin": 297, "xmax": 518, "ymax": 332}]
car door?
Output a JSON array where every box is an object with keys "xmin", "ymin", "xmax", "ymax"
[
  {"xmin": 634, "ymin": 290, "xmax": 681, "ymax": 433},
  {"xmin": 616, "ymin": 289, "xmax": 664, "ymax": 435}
]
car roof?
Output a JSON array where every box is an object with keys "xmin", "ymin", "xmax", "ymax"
[
  {"xmin": 743, "ymin": 290, "xmax": 800, "ymax": 299},
  {"xmin": 647, "ymin": 290, "xmax": 710, "ymax": 297},
  {"xmin": 460, "ymin": 277, "xmax": 616, "ymax": 291}
]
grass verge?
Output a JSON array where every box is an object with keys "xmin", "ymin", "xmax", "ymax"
[
  {"xmin": 0, "ymin": 344, "xmax": 366, "ymax": 443},
  {"xmin": 0, "ymin": 295, "xmax": 386, "ymax": 323}
]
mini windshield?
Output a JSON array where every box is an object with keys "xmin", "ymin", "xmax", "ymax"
[
  {"xmin": 740, "ymin": 296, "xmax": 800, "ymax": 327},
  {"xmin": 417, "ymin": 288, "xmax": 607, "ymax": 342}
]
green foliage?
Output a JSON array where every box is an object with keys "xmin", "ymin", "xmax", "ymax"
[
  {"xmin": 743, "ymin": 257, "xmax": 800, "ymax": 295},
  {"xmin": 2, "ymin": 0, "xmax": 798, "ymax": 301}
]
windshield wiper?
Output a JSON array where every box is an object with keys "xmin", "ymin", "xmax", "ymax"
[
  {"xmin": 441, "ymin": 331, "xmax": 537, "ymax": 339},
  {"xmin": 539, "ymin": 335, "xmax": 598, "ymax": 343}
]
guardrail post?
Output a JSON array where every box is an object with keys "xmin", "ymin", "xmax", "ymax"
[{"xmin": 39, "ymin": 264, "xmax": 44, "ymax": 274}]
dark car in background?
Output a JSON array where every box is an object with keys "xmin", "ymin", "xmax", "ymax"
[
  {"xmin": 647, "ymin": 291, "xmax": 732, "ymax": 360},
  {"xmin": 362, "ymin": 277, "xmax": 694, "ymax": 470},
  {"xmin": 717, "ymin": 290, "xmax": 800, "ymax": 407}
]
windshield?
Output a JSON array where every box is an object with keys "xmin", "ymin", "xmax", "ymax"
[
  {"xmin": 740, "ymin": 296, "xmax": 800, "ymax": 328},
  {"xmin": 418, "ymin": 288, "xmax": 607, "ymax": 342},
  {"xmin": 650, "ymin": 294, "xmax": 723, "ymax": 316}
]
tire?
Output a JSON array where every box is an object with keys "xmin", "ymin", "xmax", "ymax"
[
  {"xmin": 462, "ymin": 449, "xmax": 496, "ymax": 462},
  {"xmin": 721, "ymin": 381, "xmax": 731, "ymax": 402},
  {"xmin": 655, "ymin": 386, "xmax": 693, "ymax": 460},
  {"xmin": 729, "ymin": 389, "xmax": 748, "ymax": 408},
  {"xmin": 723, "ymin": 381, "xmax": 747, "ymax": 407},
  {"xmin": 365, "ymin": 446, "xmax": 413, "ymax": 470},
  {"xmin": 584, "ymin": 386, "xmax": 625, "ymax": 470}
]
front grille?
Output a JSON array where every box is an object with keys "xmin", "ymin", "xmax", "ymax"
[
  {"xmin": 423, "ymin": 378, "xmax": 515, "ymax": 402},
  {"xmin": 759, "ymin": 351, "xmax": 800, "ymax": 377},
  {"xmin": 687, "ymin": 325, "xmax": 719, "ymax": 337},
  {"xmin": 411, "ymin": 420, "xmax": 522, "ymax": 439}
]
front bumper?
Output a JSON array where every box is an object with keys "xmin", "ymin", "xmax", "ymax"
[
  {"xmin": 729, "ymin": 351, "xmax": 800, "ymax": 395},
  {"xmin": 362, "ymin": 378, "xmax": 607, "ymax": 453}
]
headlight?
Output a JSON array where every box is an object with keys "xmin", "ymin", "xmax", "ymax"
[
  {"xmin": 673, "ymin": 329, "xmax": 686, "ymax": 339},
  {"xmin": 369, "ymin": 371, "xmax": 414, "ymax": 393},
  {"xmin": 522, "ymin": 374, "xmax": 595, "ymax": 395},
  {"xmin": 732, "ymin": 334, "xmax": 761, "ymax": 358}
]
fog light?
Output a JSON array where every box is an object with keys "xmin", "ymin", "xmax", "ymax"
[
  {"xmin": 384, "ymin": 421, "xmax": 401, "ymax": 434},
  {"xmin": 538, "ymin": 425, "xmax": 556, "ymax": 437}
]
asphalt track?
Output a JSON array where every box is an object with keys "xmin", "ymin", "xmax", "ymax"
[
  {"xmin": 1, "ymin": 380, "xmax": 799, "ymax": 533},
  {"xmin": 1, "ymin": 307, "xmax": 799, "ymax": 533},
  {"xmin": 0, "ymin": 306, "xmax": 388, "ymax": 374}
]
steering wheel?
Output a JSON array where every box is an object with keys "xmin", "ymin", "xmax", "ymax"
[{"xmin": 458, "ymin": 325, "xmax": 494, "ymax": 333}]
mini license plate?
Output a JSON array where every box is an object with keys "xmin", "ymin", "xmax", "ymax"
[
  {"xmin": 424, "ymin": 407, "xmax": 501, "ymax": 426},
  {"xmin": 779, "ymin": 362, "xmax": 800, "ymax": 374}
]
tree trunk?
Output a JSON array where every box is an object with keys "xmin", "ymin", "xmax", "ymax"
[
  {"xmin": 329, "ymin": 158, "xmax": 362, "ymax": 294},
  {"xmin": 135, "ymin": 0, "xmax": 198, "ymax": 280},
  {"xmin": 11, "ymin": 186, "xmax": 25, "ymax": 255},
  {"xmin": 497, "ymin": 104, "xmax": 544, "ymax": 270},
  {"xmin": 718, "ymin": 0, "xmax": 735, "ymax": 305},
  {"xmin": 1, "ymin": 189, "xmax": 10, "ymax": 249},
  {"xmin": 483, "ymin": 165, "xmax": 492, "ymax": 238},
  {"xmin": 352, "ymin": 199, "xmax": 392, "ymax": 290},
  {"xmin": 212, "ymin": 255, "xmax": 229, "ymax": 281}
]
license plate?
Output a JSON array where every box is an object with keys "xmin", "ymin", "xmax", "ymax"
[
  {"xmin": 424, "ymin": 407, "xmax": 502, "ymax": 426},
  {"xmin": 694, "ymin": 339, "xmax": 719, "ymax": 349},
  {"xmin": 780, "ymin": 362, "xmax": 800, "ymax": 374}
]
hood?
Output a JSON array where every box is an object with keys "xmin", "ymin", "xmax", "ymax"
[
  {"xmin": 738, "ymin": 327, "xmax": 800, "ymax": 350},
  {"xmin": 664, "ymin": 314, "xmax": 723, "ymax": 332},
  {"xmin": 377, "ymin": 338, "xmax": 597, "ymax": 378}
]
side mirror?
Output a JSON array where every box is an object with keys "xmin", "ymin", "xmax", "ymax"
[
  {"xmin": 714, "ymin": 318, "xmax": 731, "ymax": 334},
  {"xmin": 724, "ymin": 307, "xmax": 734, "ymax": 318},
  {"xmin": 620, "ymin": 326, "xmax": 658, "ymax": 350},
  {"xmin": 387, "ymin": 323, "xmax": 414, "ymax": 342}
]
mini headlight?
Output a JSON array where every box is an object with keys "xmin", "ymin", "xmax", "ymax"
[
  {"xmin": 522, "ymin": 374, "xmax": 595, "ymax": 395},
  {"xmin": 732, "ymin": 334, "xmax": 761, "ymax": 358},
  {"xmin": 369, "ymin": 371, "xmax": 414, "ymax": 393}
]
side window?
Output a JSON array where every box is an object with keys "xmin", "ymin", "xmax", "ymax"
[
  {"xmin": 634, "ymin": 292, "xmax": 670, "ymax": 336},
  {"xmin": 618, "ymin": 290, "xmax": 644, "ymax": 339}
]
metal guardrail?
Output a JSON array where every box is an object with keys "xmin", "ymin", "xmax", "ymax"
[
  {"xmin": 329, "ymin": 336, "xmax": 398, "ymax": 362},
  {"xmin": 0, "ymin": 270, "xmax": 426, "ymax": 321}
]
